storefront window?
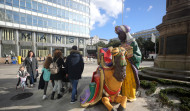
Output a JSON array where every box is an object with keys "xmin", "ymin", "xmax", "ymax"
[
  {"xmin": 20, "ymin": 46, "xmax": 32, "ymax": 57},
  {"xmin": 1, "ymin": 44, "xmax": 16, "ymax": 57},
  {"xmin": 37, "ymin": 47, "xmax": 49, "ymax": 57},
  {"xmin": 19, "ymin": 31, "xmax": 32, "ymax": 42},
  {"xmin": 52, "ymin": 35, "xmax": 65, "ymax": 44},
  {"xmin": 2, "ymin": 29, "xmax": 15, "ymax": 41},
  {"xmin": 36, "ymin": 33, "xmax": 50, "ymax": 43},
  {"xmin": 66, "ymin": 36, "xmax": 76, "ymax": 45}
]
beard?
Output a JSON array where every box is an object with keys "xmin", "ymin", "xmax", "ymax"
[{"xmin": 113, "ymin": 56, "xmax": 126, "ymax": 82}]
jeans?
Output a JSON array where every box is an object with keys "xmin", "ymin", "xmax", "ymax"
[
  {"xmin": 70, "ymin": 79, "xmax": 79, "ymax": 101},
  {"xmin": 30, "ymin": 73, "xmax": 34, "ymax": 84},
  {"xmin": 53, "ymin": 80, "xmax": 62, "ymax": 94}
]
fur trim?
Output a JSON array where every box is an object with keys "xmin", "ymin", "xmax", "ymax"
[{"xmin": 70, "ymin": 50, "xmax": 80, "ymax": 54}]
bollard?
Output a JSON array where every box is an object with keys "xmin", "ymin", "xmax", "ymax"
[{"xmin": 18, "ymin": 56, "xmax": 21, "ymax": 64}]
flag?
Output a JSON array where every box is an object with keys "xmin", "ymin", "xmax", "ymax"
[{"xmin": 151, "ymin": 33, "xmax": 156, "ymax": 43}]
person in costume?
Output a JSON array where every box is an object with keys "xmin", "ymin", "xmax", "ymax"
[{"xmin": 115, "ymin": 25, "xmax": 142, "ymax": 102}]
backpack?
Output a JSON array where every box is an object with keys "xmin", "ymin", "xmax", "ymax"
[{"xmin": 50, "ymin": 58, "xmax": 60, "ymax": 74}]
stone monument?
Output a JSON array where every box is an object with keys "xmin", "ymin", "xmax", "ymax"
[
  {"xmin": 155, "ymin": 0, "xmax": 190, "ymax": 70},
  {"xmin": 141, "ymin": 0, "xmax": 190, "ymax": 82}
]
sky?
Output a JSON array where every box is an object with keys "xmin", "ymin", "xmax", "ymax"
[{"xmin": 89, "ymin": 0, "xmax": 166, "ymax": 40}]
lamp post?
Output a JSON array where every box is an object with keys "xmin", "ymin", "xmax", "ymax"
[{"xmin": 122, "ymin": 0, "xmax": 124, "ymax": 25}]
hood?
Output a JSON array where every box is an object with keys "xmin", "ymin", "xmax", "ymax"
[{"xmin": 70, "ymin": 50, "xmax": 81, "ymax": 56}]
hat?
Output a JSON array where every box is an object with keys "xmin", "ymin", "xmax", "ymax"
[
  {"xmin": 72, "ymin": 45, "xmax": 77, "ymax": 50},
  {"xmin": 115, "ymin": 25, "xmax": 135, "ymax": 43}
]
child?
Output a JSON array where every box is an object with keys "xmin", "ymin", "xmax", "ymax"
[
  {"xmin": 42, "ymin": 56, "xmax": 53, "ymax": 100},
  {"xmin": 16, "ymin": 66, "xmax": 30, "ymax": 89}
]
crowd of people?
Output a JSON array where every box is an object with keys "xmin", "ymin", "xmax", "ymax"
[{"xmin": 16, "ymin": 45, "xmax": 84, "ymax": 104}]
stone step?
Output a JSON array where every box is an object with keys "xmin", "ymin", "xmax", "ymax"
[
  {"xmin": 145, "ymin": 67, "xmax": 190, "ymax": 76},
  {"xmin": 141, "ymin": 69, "xmax": 190, "ymax": 82},
  {"xmin": 139, "ymin": 71, "xmax": 190, "ymax": 85}
]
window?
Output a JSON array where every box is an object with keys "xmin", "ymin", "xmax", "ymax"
[
  {"xmin": 32, "ymin": 1, "xmax": 37, "ymax": 12},
  {"xmin": 38, "ymin": 17, "xmax": 43, "ymax": 27},
  {"xmin": 0, "ymin": 0, "xmax": 4, "ymax": 4},
  {"xmin": 57, "ymin": 8, "xmax": 61, "ymax": 17},
  {"xmin": 20, "ymin": 13, "xmax": 26, "ymax": 24},
  {"xmin": 20, "ymin": 0, "xmax": 26, "ymax": 9},
  {"xmin": 69, "ymin": 11, "xmax": 73, "ymax": 20},
  {"xmin": 0, "ymin": 9, "xmax": 5, "ymax": 21},
  {"xmin": 61, "ymin": 9, "xmax": 65, "ymax": 18},
  {"xmin": 66, "ymin": 0, "xmax": 69, "ymax": 7},
  {"xmin": 13, "ymin": 0, "xmax": 19, "ymax": 8},
  {"xmin": 53, "ymin": 0, "xmax": 57, "ymax": 4},
  {"xmin": 38, "ymin": 3, "xmax": 43, "ymax": 12},
  {"xmin": 32, "ymin": 16, "xmax": 37, "ymax": 26},
  {"xmin": 26, "ymin": 0, "xmax": 31, "ymax": 11},
  {"xmin": 47, "ymin": 6, "xmax": 52, "ymax": 15},
  {"xmin": 13, "ymin": 11, "xmax": 19, "ymax": 23},
  {"xmin": 52, "ymin": 20, "xmax": 57, "ymax": 29},
  {"xmin": 5, "ymin": 10, "xmax": 13, "ymax": 22},
  {"xmin": 65, "ymin": 10, "xmax": 69, "ymax": 19},
  {"xmin": 65, "ymin": 22, "xmax": 68, "ymax": 31},
  {"xmin": 43, "ymin": 18, "xmax": 48, "ymax": 28},
  {"xmin": 43, "ymin": 4, "xmax": 48, "ymax": 14},
  {"xmin": 27, "ymin": 14, "xmax": 32, "ymax": 26},
  {"xmin": 61, "ymin": 22, "xmax": 65, "ymax": 31},
  {"xmin": 57, "ymin": 0, "xmax": 61, "ymax": 5},
  {"xmin": 48, "ymin": 19, "xmax": 52, "ymax": 28},
  {"xmin": 6, "ymin": 0, "xmax": 12, "ymax": 6},
  {"xmin": 57, "ymin": 21, "xmax": 62, "ymax": 30},
  {"xmin": 69, "ymin": 23, "xmax": 73, "ymax": 32},
  {"xmin": 61, "ymin": 0, "xmax": 65, "ymax": 6},
  {"xmin": 52, "ymin": 7, "xmax": 57, "ymax": 16}
]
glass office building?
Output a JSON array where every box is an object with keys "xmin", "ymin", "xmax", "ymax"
[
  {"xmin": 131, "ymin": 28, "xmax": 160, "ymax": 40},
  {"xmin": 0, "ymin": 0, "xmax": 90, "ymax": 58}
]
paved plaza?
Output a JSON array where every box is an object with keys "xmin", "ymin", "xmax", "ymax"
[{"xmin": 0, "ymin": 61, "xmax": 154, "ymax": 111}]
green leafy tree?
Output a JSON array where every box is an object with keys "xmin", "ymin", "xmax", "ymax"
[
  {"xmin": 106, "ymin": 39, "xmax": 121, "ymax": 48},
  {"xmin": 93, "ymin": 41, "xmax": 106, "ymax": 47}
]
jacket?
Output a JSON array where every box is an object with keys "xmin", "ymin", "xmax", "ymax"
[
  {"xmin": 23, "ymin": 57, "xmax": 38, "ymax": 78},
  {"xmin": 42, "ymin": 68, "xmax": 51, "ymax": 81},
  {"xmin": 50, "ymin": 57, "xmax": 65, "ymax": 80},
  {"xmin": 17, "ymin": 70, "xmax": 29, "ymax": 78},
  {"xmin": 66, "ymin": 50, "xmax": 84, "ymax": 80}
]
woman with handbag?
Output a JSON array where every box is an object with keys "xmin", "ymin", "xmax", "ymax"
[
  {"xmin": 50, "ymin": 50, "xmax": 65, "ymax": 100},
  {"xmin": 23, "ymin": 51, "xmax": 38, "ymax": 87}
]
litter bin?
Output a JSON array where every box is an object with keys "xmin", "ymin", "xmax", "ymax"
[
  {"xmin": 18, "ymin": 56, "xmax": 21, "ymax": 64},
  {"xmin": 12, "ymin": 56, "xmax": 17, "ymax": 64}
]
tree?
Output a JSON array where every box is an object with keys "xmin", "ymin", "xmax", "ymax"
[
  {"xmin": 93, "ymin": 41, "xmax": 106, "ymax": 47},
  {"xmin": 106, "ymin": 39, "xmax": 121, "ymax": 48}
]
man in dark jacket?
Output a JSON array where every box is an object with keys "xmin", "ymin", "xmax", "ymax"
[{"xmin": 66, "ymin": 45, "xmax": 84, "ymax": 104}]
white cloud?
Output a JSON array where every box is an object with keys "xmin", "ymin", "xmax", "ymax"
[
  {"xmin": 147, "ymin": 5, "xmax": 153, "ymax": 11},
  {"xmin": 126, "ymin": 8, "xmax": 131, "ymax": 12},
  {"xmin": 90, "ymin": 0, "xmax": 123, "ymax": 30},
  {"xmin": 112, "ymin": 20, "xmax": 116, "ymax": 26}
]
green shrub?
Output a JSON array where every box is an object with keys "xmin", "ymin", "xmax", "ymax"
[{"xmin": 140, "ymin": 80, "xmax": 158, "ymax": 95}]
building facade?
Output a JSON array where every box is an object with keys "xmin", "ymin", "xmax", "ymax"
[
  {"xmin": 87, "ymin": 35, "xmax": 108, "ymax": 45},
  {"xmin": 131, "ymin": 28, "xmax": 160, "ymax": 40},
  {"xmin": 0, "ymin": 0, "xmax": 90, "ymax": 58}
]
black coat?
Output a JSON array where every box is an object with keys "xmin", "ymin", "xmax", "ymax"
[
  {"xmin": 38, "ymin": 71, "xmax": 45, "ymax": 89},
  {"xmin": 66, "ymin": 50, "xmax": 84, "ymax": 80},
  {"xmin": 50, "ymin": 57, "xmax": 65, "ymax": 80},
  {"xmin": 23, "ymin": 57, "xmax": 38, "ymax": 78}
]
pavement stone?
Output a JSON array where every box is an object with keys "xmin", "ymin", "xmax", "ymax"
[{"xmin": 0, "ymin": 61, "xmax": 154, "ymax": 111}]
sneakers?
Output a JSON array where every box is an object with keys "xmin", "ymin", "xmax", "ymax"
[
  {"xmin": 30, "ymin": 84, "xmax": 34, "ymax": 87},
  {"xmin": 42, "ymin": 95, "xmax": 47, "ymax": 100},
  {"xmin": 57, "ymin": 94, "xmax": 62, "ymax": 99},
  {"xmin": 70, "ymin": 99, "xmax": 77, "ymax": 104}
]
